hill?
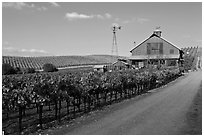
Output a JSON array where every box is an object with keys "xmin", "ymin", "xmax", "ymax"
[{"xmin": 2, "ymin": 55, "xmax": 127, "ymax": 70}]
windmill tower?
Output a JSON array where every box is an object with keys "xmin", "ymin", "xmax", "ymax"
[{"xmin": 111, "ymin": 24, "xmax": 121, "ymax": 57}]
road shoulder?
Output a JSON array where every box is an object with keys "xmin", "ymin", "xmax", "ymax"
[{"xmin": 181, "ymin": 82, "xmax": 202, "ymax": 135}]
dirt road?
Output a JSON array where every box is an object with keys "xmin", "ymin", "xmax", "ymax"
[{"xmin": 43, "ymin": 70, "xmax": 202, "ymax": 135}]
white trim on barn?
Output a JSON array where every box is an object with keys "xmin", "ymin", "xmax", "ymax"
[{"xmin": 129, "ymin": 54, "xmax": 179, "ymax": 60}]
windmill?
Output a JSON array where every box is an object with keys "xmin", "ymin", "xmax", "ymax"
[{"xmin": 111, "ymin": 24, "xmax": 122, "ymax": 57}]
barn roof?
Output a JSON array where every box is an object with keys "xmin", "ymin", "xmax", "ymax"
[
  {"xmin": 130, "ymin": 33, "xmax": 181, "ymax": 53},
  {"xmin": 112, "ymin": 60, "xmax": 129, "ymax": 65},
  {"xmin": 93, "ymin": 65, "xmax": 106, "ymax": 68}
]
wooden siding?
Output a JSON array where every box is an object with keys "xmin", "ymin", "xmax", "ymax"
[{"xmin": 131, "ymin": 36, "xmax": 179, "ymax": 57}]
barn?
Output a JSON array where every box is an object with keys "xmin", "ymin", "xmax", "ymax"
[{"xmin": 129, "ymin": 29, "xmax": 183, "ymax": 69}]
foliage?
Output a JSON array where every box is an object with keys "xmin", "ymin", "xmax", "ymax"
[
  {"xmin": 2, "ymin": 68, "xmax": 180, "ymax": 108},
  {"xmin": 42, "ymin": 63, "xmax": 58, "ymax": 72},
  {"xmin": 24, "ymin": 68, "xmax": 36, "ymax": 74},
  {"xmin": 182, "ymin": 46, "xmax": 199, "ymax": 71},
  {"xmin": 2, "ymin": 63, "xmax": 16, "ymax": 75},
  {"xmin": 2, "ymin": 68, "xmax": 181, "ymax": 134}
]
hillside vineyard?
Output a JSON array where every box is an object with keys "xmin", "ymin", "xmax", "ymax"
[
  {"xmin": 2, "ymin": 47, "xmax": 199, "ymax": 70},
  {"xmin": 2, "ymin": 55, "xmax": 123, "ymax": 70}
]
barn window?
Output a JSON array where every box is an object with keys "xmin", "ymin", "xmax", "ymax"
[
  {"xmin": 170, "ymin": 49, "xmax": 174, "ymax": 54},
  {"xmin": 147, "ymin": 43, "xmax": 151, "ymax": 54},
  {"xmin": 147, "ymin": 43, "xmax": 163, "ymax": 55}
]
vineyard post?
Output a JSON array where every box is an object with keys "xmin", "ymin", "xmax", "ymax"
[
  {"xmin": 48, "ymin": 102, "xmax": 51, "ymax": 111},
  {"xmin": 83, "ymin": 97, "xmax": 86, "ymax": 112},
  {"xmin": 66, "ymin": 99, "xmax": 70, "ymax": 117},
  {"xmin": 54, "ymin": 100, "xmax": 58, "ymax": 120},
  {"xmin": 6, "ymin": 106, "xmax": 9, "ymax": 119},
  {"xmin": 110, "ymin": 91, "xmax": 113, "ymax": 104},
  {"xmin": 36, "ymin": 104, "xmax": 39, "ymax": 113},
  {"xmin": 119, "ymin": 90, "xmax": 122, "ymax": 99},
  {"xmin": 35, "ymin": 98, "xmax": 38, "ymax": 113},
  {"xmin": 23, "ymin": 106, "xmax": 26, "ymax": 116},
  {"xmin": 73, "ymin": 97, "xmax": 76, "ymax": 117},
  {"xmin": 132, "ymin": 86, "xmax": 136, "ymax": 96},
  {"xmin": 97, "ymin": 93, "xmax": 100, "ymax": 106},
  {"xmin": 128, "ymin": 89, "xmax": 131, "ymax": 98},
  {"xmin": 138, "ymin": 85, "xmax": 140, "ymax": 95},
  {"xmin": 88, "ymin": 96, "xmax": 91, "ymax": 112},
  {"xmin": 78, "ymin": 97, "xmax": 81, "ymax": 112},
  {"xmin": 96, "ymin": 93, "xmax": 99, "ymax": 107},
  {"xmin": 19, "ymin": 106, "xmax": 22, "ymax": 134},
  {"xmin": 58, "ymin": 100, "xmax": 61, "ymax": 122},
  {"xmin": 125, "ymin": 89, "xmax": 127, "ymax": 99},
  {"xmin": 39, "ymin": 104, "xmax": 43, "ymax": 129},
  {"xmin": 115, "ymin": 90, "xmax": 117, "ymax": 100},
  {"xmin": 104, "ymin": 92, "xmax": 107, "ymax": 105}
]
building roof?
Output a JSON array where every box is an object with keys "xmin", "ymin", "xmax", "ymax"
[
  {"xmin": 112, "ymin": 60, "xmax": 129, "ymax": 65},
  {"xmin": 93, "ymin": 65, "xmax": 106, "ymax": 68},
  {"xmin": 130, "ymin": 33, "xmax": 181, "ymax": 53}
]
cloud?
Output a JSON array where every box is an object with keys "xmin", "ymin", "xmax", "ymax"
[
  {"xmin": 20, "ymin": 48, "xmax": 48, "ymax": 53},
  {"xmin": 65, "ymin": 12, "xmax": 113, "ymax": 21},
  {"xmin": 65, "ymin": 12, "xmax": 94, "ymax": 20},
  {"xmin": 105, "ymin": 13, "xmax": 112, "ymax": 19},
  {"xmin": 37, "ymin": 6, "xmax": 47, "ymax": 11},
  {"xmin": 2, "ymin": 45, "xmax": 50, "ymax": 56},
  {"xmin": 50, "ymin": 2, "xmax": 60, "ymax": 7},
  {"xmin": 114, "ymin": 17, "xmax": 149, "ymax": 24},
  {"xmin": 2, "ymin": 2, "xmax": 29, "ymax": 10},
  {"xmin": 3, "ymin": 46, "xmax": 15, "ymax": 51},
  {"xmin": 96, "ymin": 14, "xmax": 104, "ymax": 19},
  {"xmin": 2, "ymin": 2, "xmax": 49, "ymax": 11},
  {"xmin": 137, "ymin": 18, "xmax": 149, "ymax": 24}
]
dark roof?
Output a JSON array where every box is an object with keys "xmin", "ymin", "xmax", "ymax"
[{"xmin": 130, "ymin": 33, "xmax": 181, "ymax": 53}]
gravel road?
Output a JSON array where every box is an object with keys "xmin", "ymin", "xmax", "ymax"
[{"xmin": 43, "ymin": 70, "xmax": 202, "ymax": 135}]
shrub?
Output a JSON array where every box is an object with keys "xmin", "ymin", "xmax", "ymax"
[
  {"xmin": 22, "ymin": 68, "xmax": 36, "ymax": 74},
  {"xmin": 2, "ymin": 63, "xmax": 16, "ymax": 75},
  {"xmin": 42, "ymin": 63, "xmax": 58, "ymax": 72},
  {"xmin": 15, "ymin": 67, "xmax": 22, "ymax": 74}
]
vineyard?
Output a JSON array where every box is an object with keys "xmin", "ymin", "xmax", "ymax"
[
  {"xmin": 2, "ymin": 46, "xmax": 201, "ymax": 134},
  {"xmin": 2, "ymin": 68, "xmax": 181, "ymax": 134},
  {"xmin": 2, "ymin": 55, "xmax": 124, "ymax": 70},
  {"xmin": 181, "ymin": 46, "xmax": 201, "ymax": 71}
]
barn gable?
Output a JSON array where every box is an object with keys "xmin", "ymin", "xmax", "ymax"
[
  {"xmin": 130, "ymin": 33, "xmax": 181, "ymax": 57},
  {"xmin": 130, "ymin": 34, "xmax": 181, "ymax": 53}
]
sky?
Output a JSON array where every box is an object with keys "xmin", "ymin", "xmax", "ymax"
[{"xmin": 2, "ymin": 2, "xmax": 202, "ymax": 57}]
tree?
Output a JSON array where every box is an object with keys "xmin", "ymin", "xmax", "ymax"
[{"xmin": 2, "ymin": 63, "xmax": 16, "ymax": 75}]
